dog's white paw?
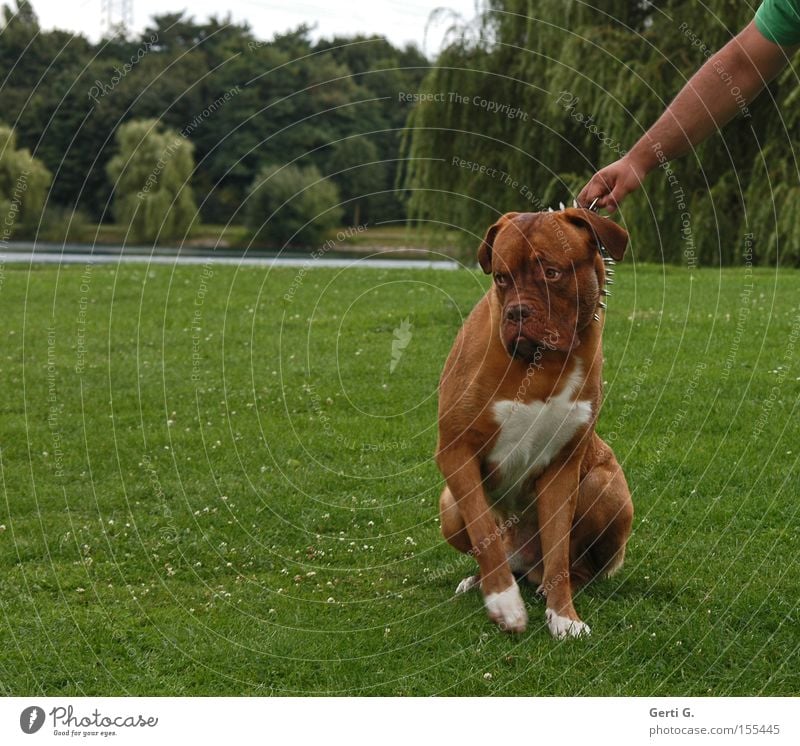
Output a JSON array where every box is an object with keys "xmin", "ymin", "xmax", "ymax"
[
  {"xmin": 455, "ymin": 574, "xmax": 480, "ymax": 594},
  {"xmin": 485, "ymin": 584, "xmax": 528, "ymax": 633},
  {"xmin": 545, "ymin": 609, "xmax": 591, "ymax": 639}
]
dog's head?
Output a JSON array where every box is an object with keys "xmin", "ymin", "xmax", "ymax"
[{"xmin": 478, "ymin": 208, "xmax": 628, "ymax": 361}]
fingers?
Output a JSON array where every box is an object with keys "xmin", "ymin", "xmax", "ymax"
[
  {"xmin": 578, "ymin": 189, "xmax": 616, "ymax": 213},
  {"xmin": 603, "ymin": 176, "xmax": 640, "ymax": 213},
  {"xmin": 579, "ymin": 161, "xmax": 639, "ymax": 212},
  {"xmin": 606, "ymin": 183, "xmax": 632, "ymax": 213},
  {"xmin": 578, "ymin": 169, "xmax": 615, "ymax": 209},
  {"xmin": 579, "ymin": 158, "xmax": 626, "ymax": 209},
  {"xmin": 595, "ymin": 193, "xmax": 618, "ymax": 213},
  {"xmin": 579, "ymin": 155, "xmax": 650, "ymax": 212},
  {"xmin": 592, "ymin": 191, "xmax": 623, "ymax": 214},
  {"xmin": 576, "ymin": 175, "xmax": 604, "ymax": 207}
]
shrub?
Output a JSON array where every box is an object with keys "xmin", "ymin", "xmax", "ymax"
[{"xmin": 245, "ymin": 163, "xmax": 342, "ymax": 248}]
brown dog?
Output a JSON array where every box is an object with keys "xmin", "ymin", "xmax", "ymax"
[{"xmin": 436, "ymin": 208, "xmax": 633, "ymax": 638}]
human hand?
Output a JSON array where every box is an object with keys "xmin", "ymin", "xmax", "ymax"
[{"xmin": 577, "ymin": 155, "xmax": 651, "ymax": 213}]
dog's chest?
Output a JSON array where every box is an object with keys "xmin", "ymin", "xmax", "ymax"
[{"xmin": 487, "ymin": 367, "xmax": 592, "ymax": 500}]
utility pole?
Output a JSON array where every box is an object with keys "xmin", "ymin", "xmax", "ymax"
[{"xmin": 101, "ymin": 0, "xmax": 133, "ymax": 37}]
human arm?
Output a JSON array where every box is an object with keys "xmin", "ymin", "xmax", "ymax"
[{"xmin": 578, "ymin": 20, "xmax": 796, "ymax": 212}]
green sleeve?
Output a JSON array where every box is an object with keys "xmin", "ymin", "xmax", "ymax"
[{"xmin": 755, "ymin": 0, "xmax": 800, "ymax": 45}]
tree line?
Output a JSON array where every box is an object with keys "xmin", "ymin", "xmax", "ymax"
[{"xmin": 0, "ymin": 0, "xmax": 428, "ymax": 245}]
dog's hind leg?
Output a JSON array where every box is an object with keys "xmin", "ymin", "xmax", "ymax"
[
  {"xmin": 439, "ymin": 486, "xmax": 480, "ymax": 593},
  {"xmin": 440, "ymin": 485, "xmax": 472, "ymax": 554},
  {"xmin": 570, "ymin": 444, "xmax": 633, "ymax": 587}
]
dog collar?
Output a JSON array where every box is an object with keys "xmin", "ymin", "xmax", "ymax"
[
  {"xmin": 584, "ymin": 198, "xmax": 614, "ymax": 321},
  {"xmin": 549, "ymin": 198, "xmax": 614, "ymax": 323}
]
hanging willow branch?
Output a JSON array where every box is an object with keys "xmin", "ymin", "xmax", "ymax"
[{"xmin": 402, "ymin": 0, "xmax": 799, "ymax": 266}]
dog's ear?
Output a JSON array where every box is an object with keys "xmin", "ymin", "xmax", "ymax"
[
  {"xmin": 563, "ymin": 207, "xmax": 628, "ymax": 261},
  {"xmin": 477, "ymin": 212, "xmax": 520, "ymax": 273}
]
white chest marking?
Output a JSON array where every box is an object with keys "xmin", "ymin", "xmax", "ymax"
[{"xmin": 488, "ymin": 362, "xmax": 592, "ymax": 497}]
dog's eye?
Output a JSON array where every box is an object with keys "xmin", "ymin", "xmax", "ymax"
[
  {"xmin": 494, "ymin": 273, "xmax": 508, "ymax": 287},
  {"xmin": 544, "ymin": 268, "xmax": 561, "ymax": 280}
]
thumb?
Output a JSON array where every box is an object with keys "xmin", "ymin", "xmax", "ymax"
[
  {"xmin": 595, "ymin": 193, "xmax": 618, "ymax": 214},
  {"xmin": 607, "ymin": 180, "xmax": 634, "ymax": 211}
]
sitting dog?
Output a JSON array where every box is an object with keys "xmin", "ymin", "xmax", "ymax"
[{"xmin": 436, "ymin": 208, "xmax": 633, "ymax": 639}]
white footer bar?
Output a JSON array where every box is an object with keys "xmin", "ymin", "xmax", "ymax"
[{"xmin": 0, "ymin": 696, "xmax": 795, "ymax": 745}]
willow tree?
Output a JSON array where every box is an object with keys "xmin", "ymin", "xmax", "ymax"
[
  {"xmin": 403, "ymin": 0, "xmax": 799, "ymax": 265},
  {"xmin": 106, "ymin": 119, "xmax": 197, "ymax": 243},
  {"xmin": 0, "ymin": 124, "xmax": 51, "ymax": 238}
]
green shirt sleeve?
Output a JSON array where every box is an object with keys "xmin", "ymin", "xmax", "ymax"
[{"xmin": 755, "ymin": 0, "xmax": 800, "ymax": 45}]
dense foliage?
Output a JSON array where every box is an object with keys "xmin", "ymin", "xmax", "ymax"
[
  {"xmin": 0, "ymin": 0, "xmax": 428, "ymax": 241},
  {"xmin": 403, "ymin": 0, "xmax": 800, "ymax": 265},
  {"xmin": 0, "ymin": 124, "xmax": 51, "ymax": 238},
  {"xmin": 106, "ymin": 119, "xmax": 197, "ymax": 242},
  {"xmin": 245, "ymin": 163, "xmax": 342, "ymax": 247}
]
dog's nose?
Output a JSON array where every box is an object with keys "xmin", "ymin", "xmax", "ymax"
[{"xmin": 505, "ymin": 304, "xmax": 531, "ymax": 323}]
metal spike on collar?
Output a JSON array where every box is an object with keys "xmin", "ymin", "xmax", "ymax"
[
  {"xmin": 574, "ymin": 194, "xmax": 617, "ymax": 323},
  {"xmin": 598, "ymin": 247, "xmax": 613, "ymax": 321}
]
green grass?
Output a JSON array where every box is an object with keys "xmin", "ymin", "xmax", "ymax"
[{"xmin": 0, "ymin": 259, "xmax": 798, "ymax": 696}]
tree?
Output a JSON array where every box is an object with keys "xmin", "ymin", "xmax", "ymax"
[
  {"xmin": 0, "ymin": 124, "xmax": 51, "ymax": 238},
  {"xmin": 315, "ymin": 34, "xmax": 430, "ymax": 226},
  {"xmin": 106, "ymin": 119, "xmax": 197, "ymax": 242},
  {"xmin": 403, "ymin": 0, "xmax": 800, "ymax": 265},
  {"xmin": 245, "ymin": 162, "xmax": 342, "ymax": 248},
  {"xmin": 2, "ymin": 2, "xmax": 429, "ymax": 230},
  {"xmin": 324, "ymin": 136, "xmax": 381, "ymax": 225}
]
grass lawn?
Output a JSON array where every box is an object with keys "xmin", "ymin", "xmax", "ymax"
[{"xmin": 0, "ymin": 258, "xmax": 798, "ymax": 696}]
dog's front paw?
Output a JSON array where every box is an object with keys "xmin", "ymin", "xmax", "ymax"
[
  {"xmin": 485, "ymin": 584, "xmax": 528, "ymax": 633},
  {"xmin": 545, "ymin": 609, "xmax": 591, "ymax": 639},
  {"xmin": 454, "ymin": 574, "xmax": 480, "ymax": 594}
]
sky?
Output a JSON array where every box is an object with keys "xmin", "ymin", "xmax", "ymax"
[{"xmin": 30, "ymin": 0, "xmax": 480, "ymax": 54}]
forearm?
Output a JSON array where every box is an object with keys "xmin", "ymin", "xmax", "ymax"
[
  {"xmin": 578, "ymin": 21, "xmax": 794, "ymax": 211},
  {"xmin": 628, "ymin": 21, "xmax": 791, "ymax": 174}
]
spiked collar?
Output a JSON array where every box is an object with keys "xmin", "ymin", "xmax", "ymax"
[{"xmin": 548, "ymin": 197, "xmax": 614, "ymax": 322}]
